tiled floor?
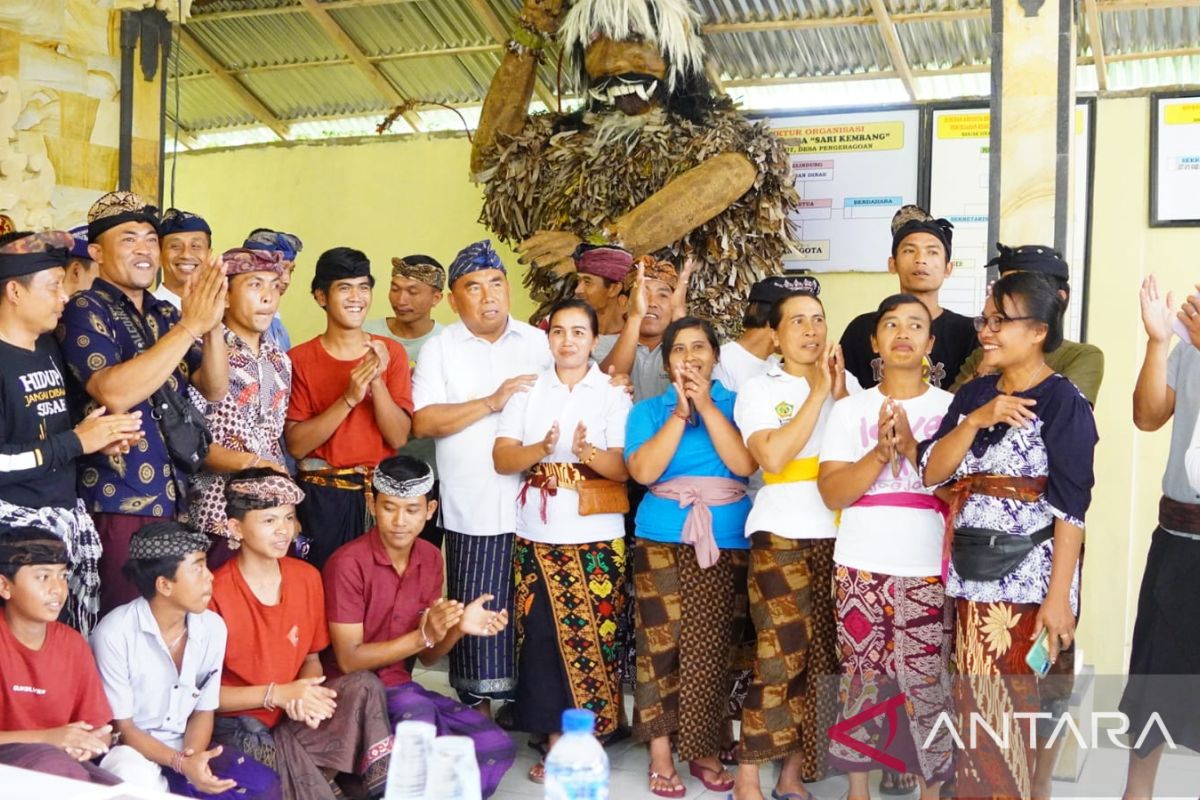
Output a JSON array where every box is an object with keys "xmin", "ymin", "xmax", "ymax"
[{"xmin": 411, "ymin": 666, "xmax": 1200, "ymax": 799}]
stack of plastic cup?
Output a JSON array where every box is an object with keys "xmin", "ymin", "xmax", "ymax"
[
  {"xmin": 423, "ymin": 735, "xmax": 481, "ymax": 800},
  {"xmin": 384, "ymin": 720, "xmax": 436, "ymax": 800}
]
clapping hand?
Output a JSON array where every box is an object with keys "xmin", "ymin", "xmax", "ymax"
[{"xmin": 459, "ymin": 594, "xmax": 509, "ymax": 637}]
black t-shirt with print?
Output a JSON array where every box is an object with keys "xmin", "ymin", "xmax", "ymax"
[
  {"xmin": 0, "ymin": 335, "xmax": 81, "ymax": 509},
  {"xmin": 839, "ymin": 307, "xmax": 978, "ymax": 390}
]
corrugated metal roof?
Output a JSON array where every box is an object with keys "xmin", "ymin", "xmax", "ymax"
[{"xmin": 173, "ymin": 0, "xmax": 1200, "ymax": 148}]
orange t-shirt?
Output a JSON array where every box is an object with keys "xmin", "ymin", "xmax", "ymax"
[
  {"xmin": 209, "ymin": 557, "xmax": 330, "ymax": 728},
  {"xmin": 286, "ymin": 335, "xmax": 413, "ymax": 468}
]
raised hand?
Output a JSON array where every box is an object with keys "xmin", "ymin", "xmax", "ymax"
[
  {"xmin": 670, "ymin": 364, "xmax": 691, "ymax": 420},
  {"xmin": 874, "ymin": 400, "xmax": 896, "ymax": 467},
  {"xmin": 670, "ymin": 257, "xmax": 696, "ymax": 319},
  {"xmin": 459, "ymin": 594, "xmax": 509, "ymax": 637},
  {"xmin": 1139, "ymin": 274, "xmax": 1175, "ymax": 344},
  {"xmin": 891, "ymin": 401, "xmax": 918, "ymax": 470},
  {"xmin": 830, "ymin": 344, "xmax": 848, "ymax": 399},
  {"xmin": 180, "ymin": 255, "xmax": 227, "ymax": 336}
]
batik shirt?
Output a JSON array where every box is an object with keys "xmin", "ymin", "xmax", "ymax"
[
  {"xmin": 189, "ymin": 326, "xmax": 291, "ymax": 536},
  {"xmin": 59, "ymin": 279, "xmax": 202, "ymax": 518},
  {"xmin": 919, "ymin": 373, "xmax": 1097, "ymax": 613}
]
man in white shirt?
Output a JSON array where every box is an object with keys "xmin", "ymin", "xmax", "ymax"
[
  {"xmin": 91, "ymin": 522, "xmax": 279, "ymax": 798},
  {"xmin": 713, "ymin": 275, "xmax": 820, "ymax": 392},
  {"xmin": 153, "ymin": 209, "xmax": 212, "ymax": 309},
  {"xmin": 411, "ymin": 239, "xmax": 551, "ymax": 716}
]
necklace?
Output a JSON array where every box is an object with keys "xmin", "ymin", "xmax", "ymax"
[
  {"xmin": 167, "ymin": 628, "xmax": 188, "ymax": 652},
  {"xmin": 1004, "ymin": 362, "xmax": 1047, "ymax": 395}
]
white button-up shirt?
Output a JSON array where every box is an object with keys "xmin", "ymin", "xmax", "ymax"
[
  {"xmin": 90, "ymin": 597, "xmax": 227, "ymax": 750},
  {"xmin": 413, "ymin": 317, "xmax": 552, "ymax": 535}
]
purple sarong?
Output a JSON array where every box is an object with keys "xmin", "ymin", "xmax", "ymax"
[
  {"xmin": 163, "ymin": 745, "xmax": 282, "ymax": 800},
  {"xmin": 0, "ymin": 742, "xmax": 120, "ymax": 785},
  {"xmin": 386, "ymin": 682, "xmax": 516, "ymax": 798}
]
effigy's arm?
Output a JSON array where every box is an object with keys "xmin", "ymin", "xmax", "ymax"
[
  {"xmin": 517, "ymin": 151, "xmax": 758, "ymax": 270},
  {"xmin": 470, "ymin": 0, "xmax": 565, "ymax": 176}
]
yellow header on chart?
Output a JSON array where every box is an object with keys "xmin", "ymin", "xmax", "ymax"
[
  {"xmin": 1165, "ymin": 103, "xmax": 1200, "ymax": 126},
  {"xmin": 937, "ymin": 109, "xmax": 1086, "ymax": 138}
]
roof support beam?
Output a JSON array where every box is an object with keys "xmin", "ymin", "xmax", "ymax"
[
  {"xmin": 1083, "ymin": 0, "xmax": 1109, "ymax": 90},
  {"xmin": 178, "ymin": 27, "xmax": 288, "ymax": 139},
  {"xmin": 464, "ymin": 0, "xmax": 558, "ymax": 110},
  {"xmin": 175, "ymin": 43, "xmax": 505, "ymax": 81},
  {"xmin": 866, "ymin": 0, "xmax": 917, "ymax": 100},
  {"xmin": 295, "ymin": 0, "xmax": 423, "ymax": 132}
]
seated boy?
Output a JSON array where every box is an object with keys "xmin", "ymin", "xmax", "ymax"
[
  {"xmin": 91, "ymin": 521, "xmax": 280, "ymax": 799},
  {"xmin": 0, "ymin": 528, "xmax": 119, "ymax": 785},
  {"xmin": 208, "ymin": 469, "xmax": 392, "ymax": 800},
  {"xmin": 323, "ymin": 455, "xmax": 516, "ymax": 798}
]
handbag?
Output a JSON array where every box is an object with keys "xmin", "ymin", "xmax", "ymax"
[
  {"xmin": 575, "ymin": 478, "xmax": 630, "ymax": 516},
  {"xmin": 106, "ymin": 301, "xmax": 213, "ymax": 475},
  {"xmin": 951, "ymin": 524, "xmax": 1054, "ymax": 582}
]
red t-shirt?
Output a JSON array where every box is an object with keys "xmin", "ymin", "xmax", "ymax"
[
  {"xmin": 286, "ymin": 335, "xmax": 414, "ymax": 468},
  {"xmin": 209, "ymin": 557, "xmax": 331, "ymax": 728},
  {"xmin": 323, "ymin": 531, "xmax": 443, "ymax": 688},
  {"xmin": 0, "ymin": 615, "xmax": 112, "ymax": 731}
]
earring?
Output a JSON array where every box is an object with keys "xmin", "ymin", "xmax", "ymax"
[{"xmin": 227, "ymin": 536, "xmax": 242, "ymax": 551}]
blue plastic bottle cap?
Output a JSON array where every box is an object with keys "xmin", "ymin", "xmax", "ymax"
[{"xmin": 560, "ymin": 708, "xmax": 596, "ymax": 734}]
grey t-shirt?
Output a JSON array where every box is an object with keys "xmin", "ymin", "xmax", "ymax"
[
  {"xmin": 1164, "ymin": 342, "xmax": 1200, "ymax": 503},
  {"xmin": 362, "ymin": 318, "xmax": 445, "ymax": 477},
  {"xmin": 632, "ymin": 342, "xmax": 670, "ymax": 403}
]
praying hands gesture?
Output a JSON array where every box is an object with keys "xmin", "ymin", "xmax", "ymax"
[
  {"xmin": 874, "ymin": 399, "xmax": 897, "ymax": 469},
  {"xmin": 681, "ymin": 362, "xmax": 713, "ymax": 413},
  {"xmin": 179, "ymin": 253, "xmax": 228, "ymax": 337},
  {"xmin": 343, "ymin": 351, "xmax": 381, "ymax": 408},
  {"xmin": 42, "ymin": 721, "xmax": 112, "ymax": 761},
  {"xmin": 280, "ymin": 675, "xmax": 337, "ymax": 730},
  {"xmin": 366, "ymin": 339, "xmax": 390, "ymax": 384},
  {"xmin": 179, "ymin": 744, "xmax": 237, "ymax": 795},
  {"xmin": 458, "ymin": 594, "xmax": 510, "ymax": 638},
  {"xmin": 891, "ymin": 401, "xmax": 918, "ymax": 470},
  {"xmin": 540, "ymin": 421, "xmax": 561, "ymax": 455},
  {"xmin": 670, "ymin": 365, "xmax": 691, "ymax": 421},
  {"xmin": 571, "ymin": 422, "xmax": 593, "ymax": 460}
]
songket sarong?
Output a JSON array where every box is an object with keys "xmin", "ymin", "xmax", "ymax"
[
  {"xmin": 953, "ymin": 599, "xmax": 1041, "ymax": 799},
  {"xmin": 0, "ymin": 498, "xmax": 102, "ymax": 634},
  {"xmin": 513, "ymin": 536, "xmax": 625, "ymax": 740},
  {"xmin": 632, "ymin": 540, "xmax": 747, "ymax": 761},
  {"xmin": 0, "ymin": 742, "xmax": 120, "ymax": 785},
  {"xmin": 101, "ymin": 741, "xmax": 282, "ymax": 800},
  {"xmin": 739, "ymin": 533, "xmax": 838, "ymax": 781},
  {"xmin": 828, "ymin": 566, "xmax": 954, "ymax": 785},
  {"xmin": 444, "ymin": 529, "xmax": 517, "ymax": 703},
  {"xmin": 385, "ymin": 682, "xmax": 516, "ymax": 798},
  {"xmin": 211, "ymin": 671, "xmax": 393, "ymax": 800}
]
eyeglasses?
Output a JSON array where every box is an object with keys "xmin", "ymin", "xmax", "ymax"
[{"xmin": 972, "ymin": 314, "xmax": 1036, "ymax": 333}]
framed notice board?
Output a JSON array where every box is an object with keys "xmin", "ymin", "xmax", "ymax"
[
  {"xmin": 762, "ymin": 106, "xmax": 923, "ymax": 273},
  {"xmin": 1151, "ymin": 92, "xmax": 1200, "ymax": 227}
]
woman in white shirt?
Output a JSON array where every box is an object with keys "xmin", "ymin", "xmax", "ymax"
[
  {"xmin": 817, "ymin": 294, "xmax": 954, "ymax": 799},
  {"xmin": 731, "ymin": 290, "xmax": 847, "ymax": 800},
  {"xmin": 493, "ymin": 299, "xmax": 632, "ymax": 783}
]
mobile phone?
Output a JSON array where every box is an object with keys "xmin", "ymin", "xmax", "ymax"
[
  {"xmin": 1026, "ymin": 629, "xmax": 1053, "ymax": 677},
  {"xmin": 1173, "ymin": 316, "xmax": 1190, "ymax": 341}
]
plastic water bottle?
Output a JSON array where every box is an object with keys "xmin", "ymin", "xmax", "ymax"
[
  {"xmin": 544, "ymin": 709, "xmax": 609, "ymax": 800},
  {"xmin": 384, "ymin": 720, "xmax": 435, "ymax": 800}
]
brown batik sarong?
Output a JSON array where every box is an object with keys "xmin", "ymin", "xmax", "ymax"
[
  {"xmin": 212, "ymin": 671, "xmax": 393, "ymax": 800},
  {"xmin": 738, "ymin": 533, "xmax": 838, "ymax": 781},
  {"xmin": 632, "ymin": 539, "xmax": 748, "ymax": 761},
  {"xmin": 953, "ymin": 599, "xmax": 1041, "ymax": 800}
]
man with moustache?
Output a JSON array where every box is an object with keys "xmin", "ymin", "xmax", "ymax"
[
  {"xmin": 285, "ymin": 247, "xmax": 413, "ymax": 568},
  {"xmin": 571, "ymin": 244, "xmax": 632, "ymax": 363},
  {"xmin": 59, "ymin": 191, "xmax": 229, "ymax": 613},
  {"xmin": 153, "ymin": 209, "xmax": 212, "ymax": 310},
  {"xmin": 412, "ymin": 239, "xmax": 551, "ymax": 715},
  {"xmin": 189, "ymin": 248, "xmax": 293, "ymax": 567}
]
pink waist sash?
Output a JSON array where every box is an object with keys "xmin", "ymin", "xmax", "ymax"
[{"xmin": 851, "ymin": 491, "xmax": 948, "ymax": 517}]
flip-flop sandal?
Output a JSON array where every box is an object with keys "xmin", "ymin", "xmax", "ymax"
[
  {"xmin": 648, "ymin": 769, "xmax": 686, "ymax": 798},
  {"xmin": 879, "ymin": 769, "xmax": 918, "ymax": 796},
  {"xmin": 771, "ymin": 788, "xmax": 816, "ymax": 800},
  {"xmin": 687, "ymin": 761, "xmax": 734, "ymax": 792},
  {"xmin": 528, "ymin": 761, "xmax": 546, "ymax": 784},
  {"xmin": 718, "ymin": 740, "xmax": 740, "ymax": 766}
]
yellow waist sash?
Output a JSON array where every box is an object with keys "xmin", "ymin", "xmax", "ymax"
[{"xmin": 762, "ymin": 456, "xmax": 820, "ymax": 485}]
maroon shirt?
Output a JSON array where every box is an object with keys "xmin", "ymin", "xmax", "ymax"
[{"xmin": 322, "ymin": 529, "xmax": 443, "ymax": 687}]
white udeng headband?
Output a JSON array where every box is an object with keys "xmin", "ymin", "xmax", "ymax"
[{"xmin": 373, "ymin": 470, "xmax": 434, "ymax": 499}]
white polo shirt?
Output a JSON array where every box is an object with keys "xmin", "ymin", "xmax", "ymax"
[
  {"xmin": 734, "ymin": 366, "xmax": 838, "ymax": 540},
  {"xmin": 90, "ymin": 597, "xmax": 227, "ymax": 750},
  {"xmin": 712, "ymin": 341, "xmax": 779, "ymax": 392},
  {"xmin": 413, "ymin": 317, "xmax": 552, "ymax": 536},
  {"xmin": 497, "ymin": 363, "xmax": 631, "ymax": 545}
]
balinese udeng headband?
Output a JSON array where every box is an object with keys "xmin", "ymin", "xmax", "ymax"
[
  {"xmin": 889, "ymin": 204, "xmax": 953, "ymax": 260},
  {"xmin": 225, "ymin": 473, "xmax": 306, "ymax": 509},
  {"xmin": 244, "ymin": 229, "xmax": 303, "ymax": 263},
  {"xmin": 223, "ymin": 247, "xmax": 286, "ymax": 277},
  {"xmin": 158, "ymin": 208, "xmax": 212, "ymax": 238},
  {"xmin": 128, "ymin": 521, "xmax": 211, "ymax": 561},
  {"xmin": 623, "ymin": 254, "xmax": 678, "ymax": 293},
  {"xmin": 391, "ymin": 255, "xmax": 446, "ymax": 292},
  {"xmin": 373, "ymin": 469, "xmax": 435, "ymax": 499},
  {"xmin": 0, "ymin": 230, "xmax": 73, "ymax": 278},
  {"xmin": 448, "ymin": 240, "xmax": 504, "ymax": 287},
  {"xmin": 87, "ymin": 190, "xmax": 159, "ymax": 242},
  {"xmin": 576, "ymin": 245, "xmax": 633, "ymax": 283},
  {"xmin": 0, "ymin": 529, "xmax": 67, "ymax": 567},
  {"xmin": 68, "ymin": 225, "xmax": 91, "ymax": 261},
  {"xmin": 989, "ymin": 242, "xmax": 1070, "ymax": 281}
]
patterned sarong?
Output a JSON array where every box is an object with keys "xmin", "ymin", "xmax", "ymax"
[
  {"xmin": 632, "ymin": 539, "xmax": 748, "ymax": 761},
  {"xmin": 444, "ymin": 529, "xmax": 517, "ymax": 702},
  {"xmin": 513, "ymin": 536, "xmax": 625, "ymax": 739},
  {"xmin": 739, "ymin": 533, "xmax": 838, "ymax": 780},
  {"xmin": 953, "ymin": 599, "xmax": 1040, "ymax": 799},
  {"xmin": 828, "ymin": 567, "xmax": 954, "ymax": 784},
  {"xmin": 0, "ymin": 497, "xmax": 102, "ymax": 635},
  {"xmin": 212, "ymin": 671, "xmax": 393, "ymax": 800},
  {"xmin": 0, "ymin": 742, "xmax": 120, "ymax": 785}
]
